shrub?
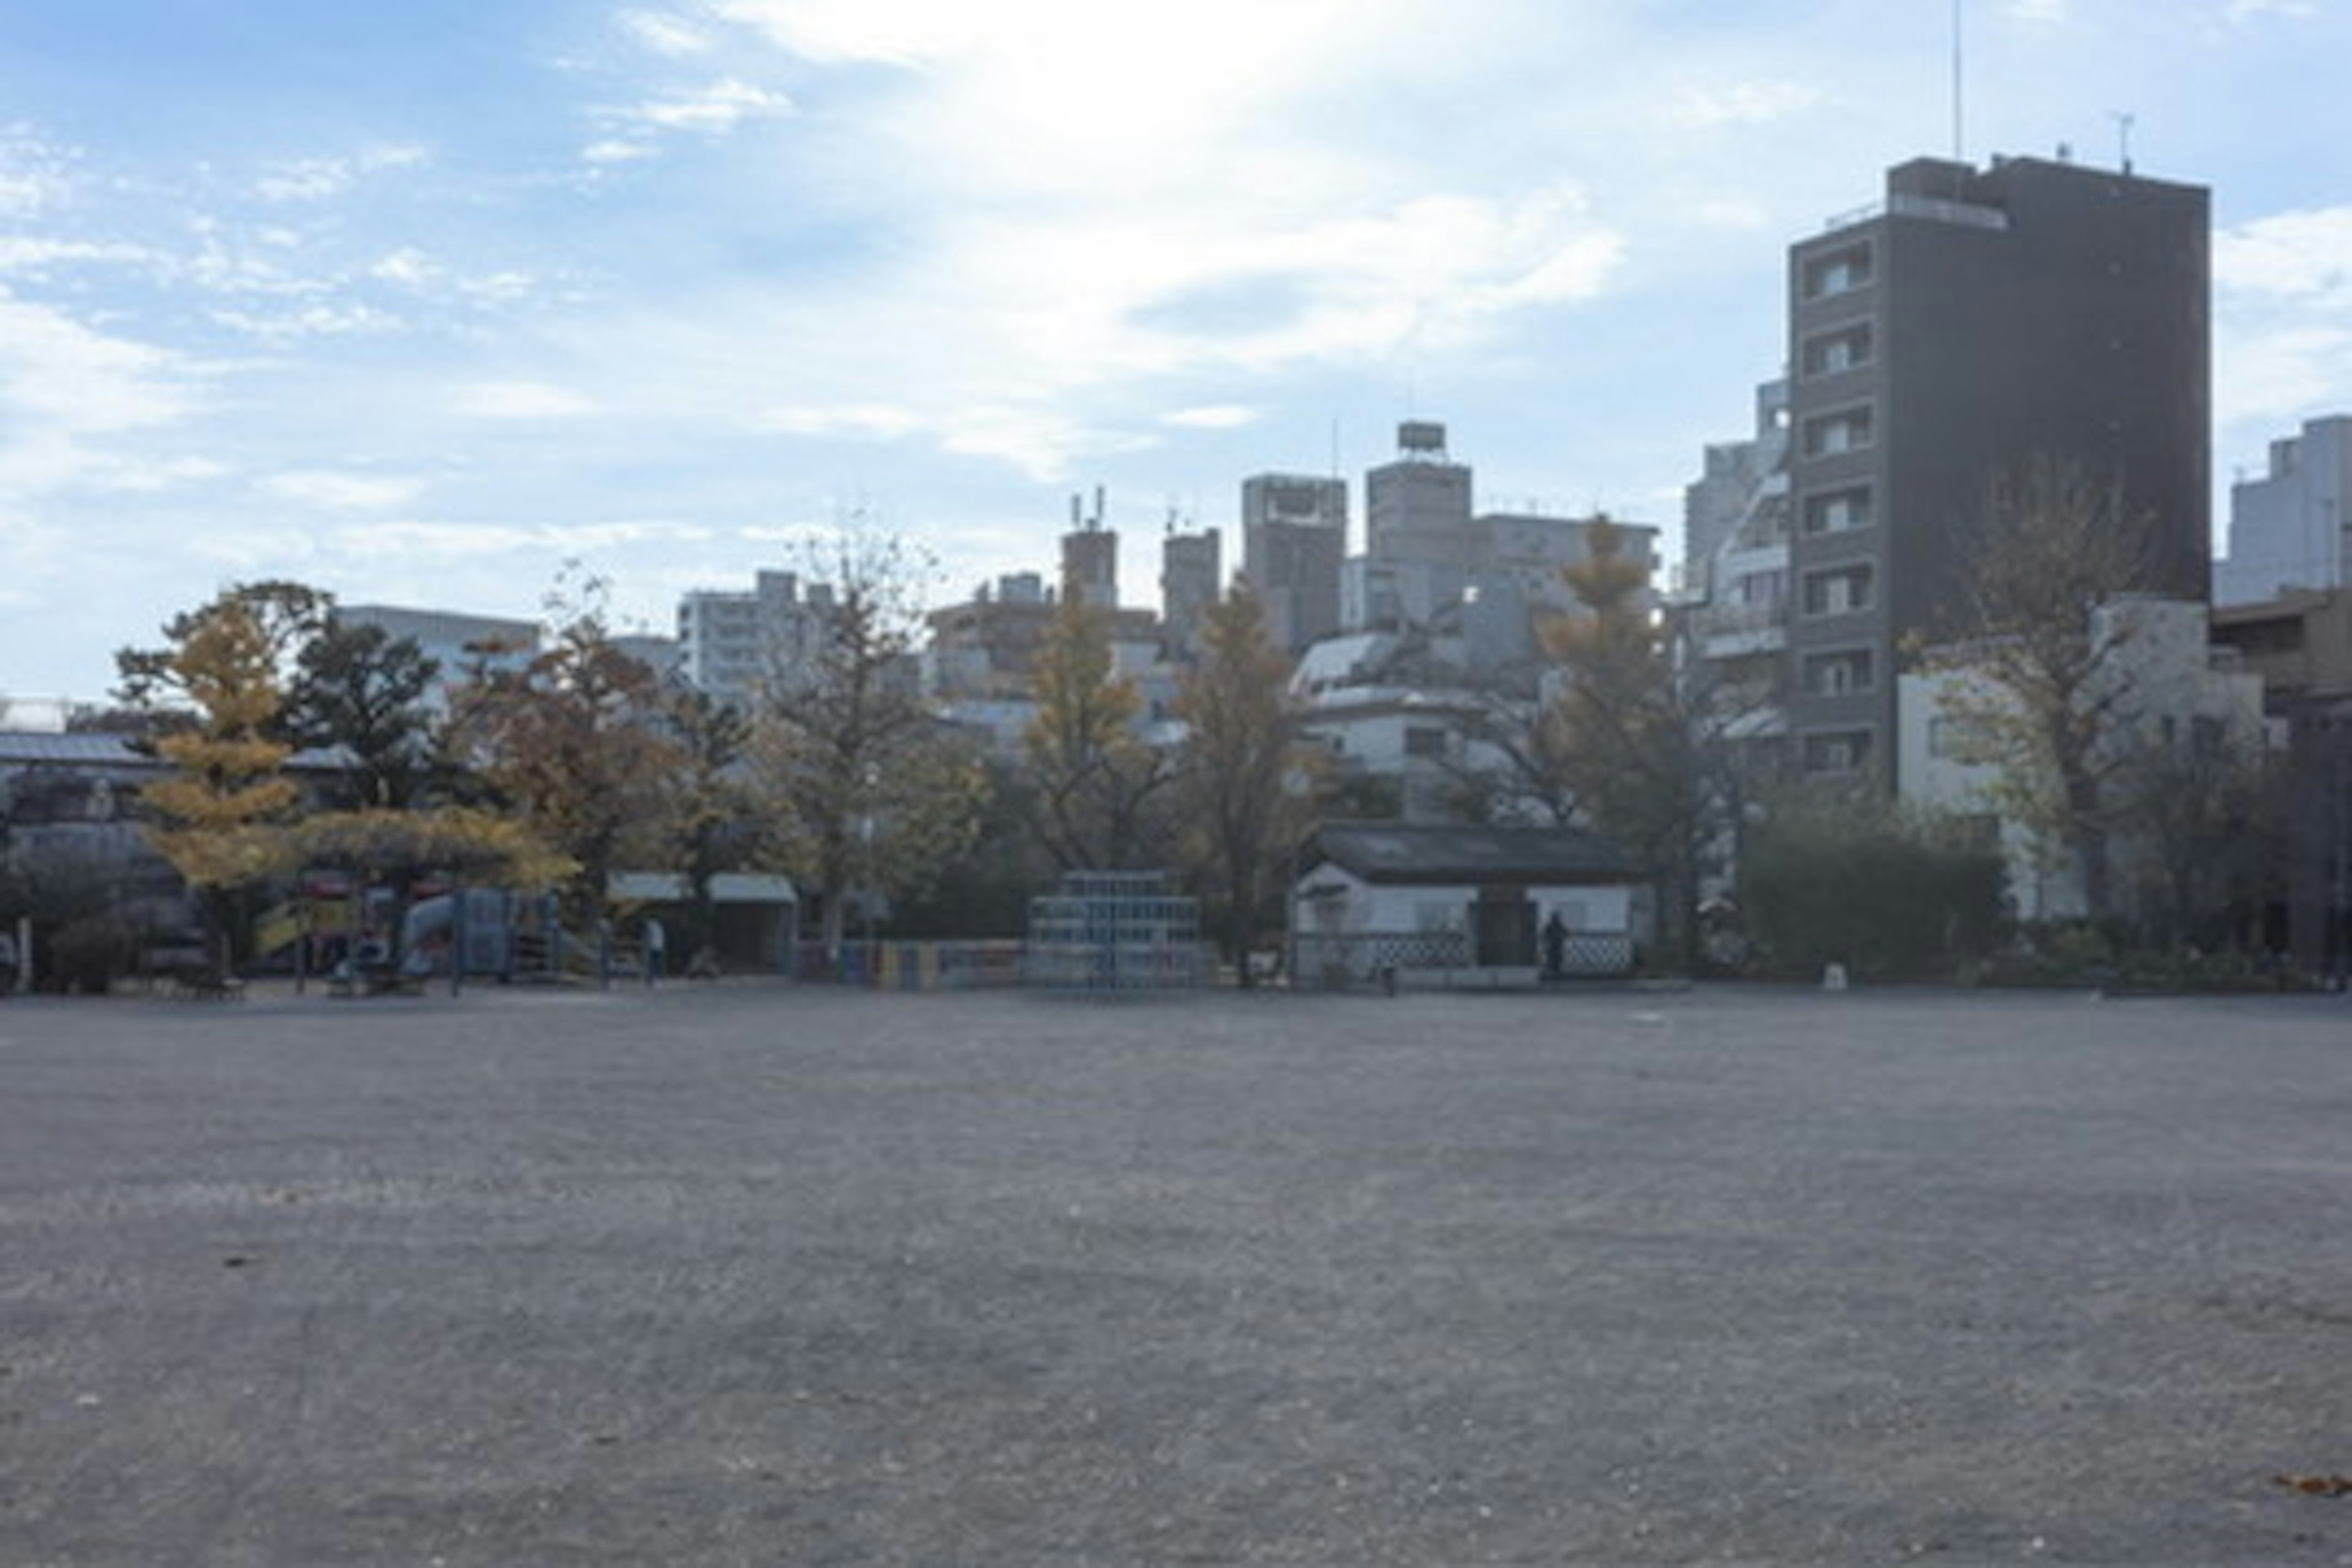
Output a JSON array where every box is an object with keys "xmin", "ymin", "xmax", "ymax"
[{"xmin": 1743, "ymin": 822, "xmax": 2007, "ymax": 981}]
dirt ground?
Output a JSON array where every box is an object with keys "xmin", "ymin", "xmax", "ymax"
[{"xmin": 1, "ymin": 981, "xmax": 2348, "ymax": 1565}]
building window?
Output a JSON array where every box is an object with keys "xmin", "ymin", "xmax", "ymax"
[
  {"xmin": 1801, "ymin": 407, "xmax": 1873, "ymax": 457},
  {"xmin": 1802, "ymin": 243, "xmax": 1874, "ymax": 300},
  {"xmin": 1801, "ymin": 565, "xmax": 1874, "ymax": 616},
  {"xmin": 1800, "ymin": 323, "xmax": 1874, "ymax": 377},
  {"xmin": 1802, "ymin": 729, "xmax": 1873, "ymax": 775},
  {"xmin": 1736, "ymin": 568, "xmax": 1788, "ymax": 609},
  {"xmin": 1803, "ymin": 487, "xmax": 1874, "ymax": 535},
  {"xmin": 1801, "ymin": 649, "xmax": 1875, "ymax": 695},
  {"xmin": 1404, "ymin": 725, "xmax": 1447, "ymax": 760}
]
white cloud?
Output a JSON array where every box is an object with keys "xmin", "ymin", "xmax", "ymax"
[
  {"xmin": 2004, "ymin": 0, "xmax": 2072, "ymax": 24},
  {"xmin": 2227, "ymin": 0, "xmax": 2317, "ymax": 18},
  {"xmin": 329, "ymin": 517, "xmax": 713, "ymax": 560},
  {"xmin": 259, "ymin": 469, "xmax": 429, "ymax": 511},
  {"xmin": 0, "ymin": 290, "xmax": 201, "ymax": 497},
  {"xmin": 1161, "ymin": 405, "xmax": 1258, "ymax": 431},
  {"xmin": 0, "ymin": 128, "xmax": 78, "ymax": 217},
  {"xmin": 208, "ymin": 302, "xmax": 402, "ymax": 341},
  {"xmin": 102, "ymin": 454, "xmax": 233, "ymax": 494},
  {"xmin": 706, "ymin": 0, "xmax": 981, "ymax": 67},
  {"xmin": 1672, "ymin": 80, "xmax": 1822, "ymax": 131},
  {"xmin": 370, "ymin": 247, "xmax": 440, "ymax": 288},
  {"xmin": 2216, "ymin": 323, "xmax": 2352, "ymax": 428},
  {"xmin": 760, "ymin": 404, "xmax": 923, "ymax": 439},
  {"xmin": 2215, "ymin": 207, "xmax": 2352, "ymax": 429},
  {"xmin": 2216, "ymin": 206, "xmax": 2352, "ymax": 306},
  {"xmin": 583, "ymin": 138, "xmax": 659, "ymax": 164},
  {"xmin": 606, "ymin": 78, "xmax": 793, "ymax": 136},
  {"xmin": 252, "ymin": 143, "xmax": 429, "ymax": 203},
  {"xmin": 0, "ymin": 238, "xmax": 162, "ymax": 275},
  {"xmin": 454, "ymin": 380, "xmax": 599, "ymax": 419},
  {"xmin": 459, "ymin": 270, "xmax": 541, "ymax": 306},
  {"xmin": 620, "ymin": 8, "xmax": 715, "ymax": 55}
]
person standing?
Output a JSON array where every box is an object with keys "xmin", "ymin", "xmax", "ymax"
[{"xmin": 642, "ymin": 915, "xmax": 666, "ymax": 986}]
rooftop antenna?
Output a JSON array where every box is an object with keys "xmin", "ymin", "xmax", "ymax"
[
  {"xmin": 2109, "ymin": 109, "xmax": 2136, "ymax": 173},
  {"xmin": 1950, "ymin": 0, "xmax": 1965, "ymax": 160}
]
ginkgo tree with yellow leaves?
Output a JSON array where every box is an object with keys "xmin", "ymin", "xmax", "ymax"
[
  {"xmin": 1021, "ymin": 592, "xmax": 1172, "ymax": 872},
  {"xmin": 1172, "ymin": 584, "xmax": 1324, "ymax": 985},
  {"xmin": 130, "ymin": 594, "xmax": 304, "ymax": 980}
]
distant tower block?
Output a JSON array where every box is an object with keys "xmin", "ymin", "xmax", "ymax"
[
  {"xmin": 1062, "ymin": 485, "xmax": 1118, "ymax": 609},
  {"xmin": 1159, "ymin": 524, "xmax": 1221, "ymax": 659},
  {"xmin": 1242, "ymin": 473, "xmax": 1347, "ymax": 653}
]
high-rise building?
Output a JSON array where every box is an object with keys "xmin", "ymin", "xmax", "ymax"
[
  {"xmin": 1350, "ymin": 421, "xmax": 1474, "ymax": 631},
  {"xmin": 1158, "ymin": 526, "xmax": 1221, "ymax": 661},
  {"xmin": 2218, "ymin": 415, "xmax": 2352, "ymax": 607},
  {"xmin": 1241, "ymin": 473, "xmax": 1347, "ymax": 653},
  {"xmin": 1062, "ymin": 488, "xmax": 1119, "ymax": 610},
  {"xmin": 1783, "ymin": 154, "xmax": 2209, "ymax": 788}
]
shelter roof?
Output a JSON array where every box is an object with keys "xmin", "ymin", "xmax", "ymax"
[{"xmin": 1303, "ymin": 822, "xmax": 1635, "ymax": 887}]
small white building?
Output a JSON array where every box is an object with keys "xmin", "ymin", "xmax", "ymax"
[{"xmin": 1291, "ymin": 823, "xmax": 1640, "ymax": 987}]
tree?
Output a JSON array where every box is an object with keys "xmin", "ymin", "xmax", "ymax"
[
  {"xmin": 1022, "ymin": 593, "xmax": 1172, "ymax": 871},
  {"xmin": 743, "ymin": 530, "xmax": 987, "ymax": 959},
  {"xmin": 448, "ymin": 576, "xmax": 684, "ymax": 926},
  {"xmin": 115, "ymin": 579, "xmax": 331, "ymax": 721},
  {"xmin": 284, "ymin": 620, "xmax": 442, "ymax": 808},
  {"xmin": 660, "ymin": 687, "xmax": 757, "ymax": 970},
  {"xmin": 130, "ymin": 595, "xmax": 303, "ymax": 979},
  {"xmin": 888, "ymin": 755, "xmax": 1061, "ymax": 937},
  {"xmin": 2110, "ymin": 715, "xmax": 2275, "ymax": 952},
  {"xmin": 1923, "ymin": 455, "xmax": 2174, "ymax": 922},
  {"xmin": 1539, "ymin": 519, "xmax": 1745, "ymax": 972},
  {"xmin": 1171, "ymin": 585, "xmax": 1321, "ymax": 985}
]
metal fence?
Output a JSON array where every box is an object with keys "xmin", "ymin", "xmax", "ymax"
[{"xmin": 1294, "ymin": 930, "xmax": 1634, "ymax": 989}]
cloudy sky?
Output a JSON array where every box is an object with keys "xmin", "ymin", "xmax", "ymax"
[{"xmin": 2, "ymin": 0, "xmax": 2348, "ymax": 704}]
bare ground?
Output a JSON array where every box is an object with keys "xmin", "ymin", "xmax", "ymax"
[{"xmin": 1, "ymin": 981, "xmax": 2348, "ymax": 1565}]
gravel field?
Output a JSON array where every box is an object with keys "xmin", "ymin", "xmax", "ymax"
[{"xmin": 1, "ymin": 981, "xmax": 2348, "ymax": 1566}]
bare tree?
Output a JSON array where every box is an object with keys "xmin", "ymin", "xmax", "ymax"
[
  {"xmin": 2111, "ymin": 714, "xmax": 2275, "ymax": 952},
  {"xmin": 743, "ymin": 529, "xmax": 987, "ymax": 960},
  {"xmin": 1923, "ymin": 454, "xmax": 2175, "ymax": 922}
]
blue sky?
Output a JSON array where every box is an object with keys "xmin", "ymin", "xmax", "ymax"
[{"xmin": 2, "ymin": 0, "xmax": 2348, "ymax": 704}]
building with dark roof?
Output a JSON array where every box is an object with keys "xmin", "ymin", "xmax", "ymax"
[
  {"xmin": 1784, "ymin": 153, "xmax": 2210, "ymax": 790},
  {"xmin": 1292, "ymin": 823, "xmax": 1641, "ymax": 984}
]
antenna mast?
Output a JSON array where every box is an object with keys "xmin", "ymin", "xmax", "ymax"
[{"xmin": 1950, "ymin": 0, "xmax": 1965, "ymax": 160}]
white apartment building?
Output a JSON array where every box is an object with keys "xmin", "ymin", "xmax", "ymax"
[
  {"xmin": 675, "ymin": 570, "xmax": 832, "ymax": 709},
  {"xmin": 2217, "ymin": 415, "xmax": 2352, "ymax": 608}
]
